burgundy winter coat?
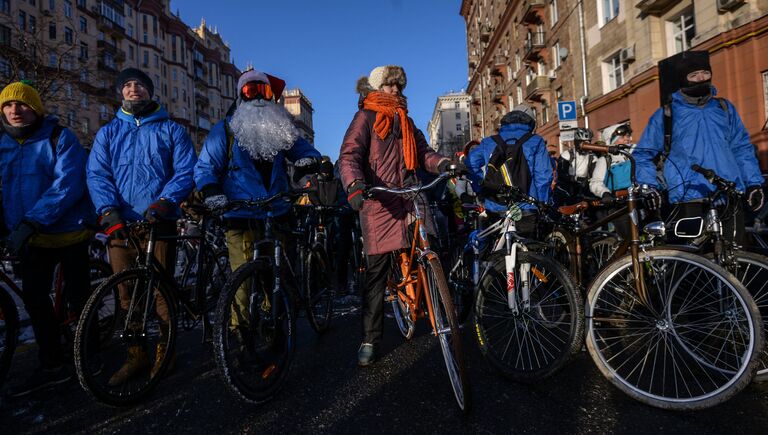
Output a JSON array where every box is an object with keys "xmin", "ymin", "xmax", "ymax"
[{"xmin": 339, "ymin": 110, "xmax": 448, "ymax": 256}]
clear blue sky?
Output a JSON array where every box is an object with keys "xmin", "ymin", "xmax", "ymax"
[{"xmin": 176, "ymin": 0, "xmax": 468, "ymax": 160}]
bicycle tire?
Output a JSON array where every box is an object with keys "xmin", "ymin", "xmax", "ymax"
[
  {"xmin": 447, "ymin": 243, "xmax": 473, "ymax": 325},
  {"xmin": 585, "ymin": 249, "xmax": 763, "ymax": 410},
  {"xmin": 474, "ymin": 251, "xmax": 584, "ymax": 382},
  {"xmin": 585, "ymin": 234, "xmax": 620, "ymax": 284},
  {"xmin": 718, "ymin": 251, "xmax": 768, "ymax": 382},
  {"xmin": 74, "ymin": 268, "xmax": 177, "ymax": 406},
  {"xmin": 0, "ymin": 284, "xmax": 19, "ymax": 387},
  {"xmin": 389, "ymin": 253, "xmax": 415, "ymax": 340},
  {"xmin": 425, "ymin": 256, "xmax": 471, "ymax": 413},
  {"xmin": 63, "ymin": 259, "xmax": 115, "ymax": 347},
  {"xmin": 305, "ymin": 247, "xmax": 334, "ymax": 333},
  {"xmin": 213, "ymin": 259, "xmax": 295, "ymax": 405}
]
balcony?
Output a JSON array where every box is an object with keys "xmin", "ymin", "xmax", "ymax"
[
  {"xmin": 523, "ymin": 32, "xmax": 546, "ymax": 61},
  {"xmin": 97, "ymin": 60, "xmax": 118, "ymax": 74},
  {"xmin": 468, "ymin": 54, "xmax": 479, "ymax": 68},
  {"xmin": 195, "ymin": 92, "xmax": 210, "ymax": 106},
  {"xmin": 97, "ymin": 40, "xmax": 125, "ymax": 61},
  {"xmin": 521, "ymin": 0, "xmax": 546, "ymax": 24},
  {"xmin": 479, "ymin": 25, "xmax": 492, "ymax": 43},
  {"xmin": 635, "ymin": 0, "xmax": 678, "ymax": 16},
  {"xmin": 97, "ymin": 16, "xmax": 125, "ymax": 38},
  {"xmin": 525, "ymin": 76, "xmax": 550, "ymax": 101}
]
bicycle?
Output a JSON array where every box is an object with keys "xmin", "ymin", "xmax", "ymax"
[
  {"xmin": 579, "ymin": 141, "xmax": 764, "ymax": 410},
  {"xmin": 74, "ymin": 210, "xmax": 228, "ymax": 406},
  {"xmin": 370, "ymin": 171, "xmax": 470, "ymax": 413},
  {"xmin": 467, "ymin": 189, "xmax": 583, "ymax": 383},
  {"xmin": 212, "ymin": 192, "xmax": 335, "ymax": 405}
]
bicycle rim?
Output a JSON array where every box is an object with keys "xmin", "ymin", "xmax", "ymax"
[
  {"xmin": 586, "ymin": 250, "xmax": 762, "ymax": 410},
  {"xmin": 727, "ymin": 252, "xmax": 768, "ymax": 381},
  {"xmin": 74, "ymin": 269, "xmax": 177, "ymax": 406},
  {"xmin": 425, "ymin": 257, "xmax": 470, "ymax": 413},
  {"xmin": 214, "ymin": 260, "xmax": 295, "ymax": 405},
  {"xmin": 474, "ymin": 252, "xmax": 583, "ymax": 382},
  {"xmin": 305, "ymin": 249, "xmax": 333, "ymax": 333}
]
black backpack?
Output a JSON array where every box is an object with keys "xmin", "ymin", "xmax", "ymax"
[{"xmin": 480, "ymin": 132, "xmax": 533, "ymax": 202}]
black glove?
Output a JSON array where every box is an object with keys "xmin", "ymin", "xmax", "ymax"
[
  {"xmin": 99, "ymin": 208, "xmax": 128, "ymax": 240},
  {"xmin": 643, "ymin": 187, "xmax": 662, "ymax": 211},
  {"xmin": 292, "ymin": 157, "xmax": 320, "ymax": 183},
  {"xmin": 201, "ymin": 184, "xmax": 229, "ymax": 210},
  {"xmin": 145, "ymin": 198, "xmax": 176, "ymax": 223},
  {"xmin": 347, "ymin": 180, "xmax": 366, "ymax": 212},
  {"xmin": 601, "ymin": 192, "xmax": 615, "ymax": 206},
  {"xmin": 438, "ymin": 159, "xmax": 468, "ymax": 176},
  {"xmin": 7, "ymin": 220, "xmax": 37, "ymax": 256},
  {"xmin": 747, "ymin": 185, "xmax": 765, "ymax": 213}
]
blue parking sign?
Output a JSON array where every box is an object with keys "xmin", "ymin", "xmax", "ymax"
[{"xmin": 557, "ymin": 101, "xmax": 577, "ymax": 121}]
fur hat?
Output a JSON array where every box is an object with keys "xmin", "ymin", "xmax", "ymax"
[
  {"xmin": 356, "ymin": 65, "xmax": 407, "ymax": 96},
  {"xmin": 0, "ymin": 81, "xmax": 44, "ymax": 116},
  {"xmin": 116, "ymin": 68, "xmax": 154, "ymax": 97}
]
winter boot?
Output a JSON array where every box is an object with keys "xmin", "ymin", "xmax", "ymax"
[{"xmin": 108, "ymin": 346, "xmax": 150, "ymax": 387}]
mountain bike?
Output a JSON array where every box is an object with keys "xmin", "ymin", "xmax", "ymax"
[
  {"xmin": 74, "ymin": 211, "xmax": 228, "ymax": 406},
  {"xmin": 213, "ymin": 192, "xmax": 335, "ymax": 405},
  {"xmin": 580, "ymin": 142, "xmax": 764, "ymax": 410},
  {"xmin": 371, "ymin": 171, "xmax": 470, "ymax": 413}
]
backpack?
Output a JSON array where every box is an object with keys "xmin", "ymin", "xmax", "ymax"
[
  {"xmin": 480, "ymin": 133, "xmax": 532, "ymax": 202},
  {"xmin": 604, "ymin": 158, "xmax": 632, "ymax": 192},
  {"xmin": 49, "ymin": 124, "xmax": 64, "ymax": 158}
]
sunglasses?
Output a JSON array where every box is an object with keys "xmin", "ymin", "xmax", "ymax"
[{"xmin": 241, "ymin": 82, "xmax": 274, "ymax": 101}]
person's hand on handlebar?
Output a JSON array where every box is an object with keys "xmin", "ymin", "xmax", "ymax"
[
  {"xmin": 600, "ymin": 192, "xmax": 615, "ymax": 206},
  {"xmin": 641, "ymin": 185, "xmax": 663, "ymax": 211},
  {"xmin": 438, "ymin": 159, "xmax": 468, "ymax": 176},
  {"xmin": 747, "ymin": 185, "xmax": 765, "ymax": 213},
  {"xmin": 347, "ymin": 180, "xmax": 367, "ymax": 211}
]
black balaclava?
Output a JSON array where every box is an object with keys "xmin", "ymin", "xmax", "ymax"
[
  {"xmin": 1, "ymin": 115, "xmax": 43, "ymax": 139},
  {"xmin": 678, "ymin": 51, "xmax": 712, "ymax": 99},
  {"xmin": 122, "ymin": 100, "xmax": 158, "ymax": 117}
]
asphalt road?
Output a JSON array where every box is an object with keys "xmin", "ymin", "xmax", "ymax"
[{"xmin": 3, "ymin": 298, "xmax": 768, "ymax": 434}]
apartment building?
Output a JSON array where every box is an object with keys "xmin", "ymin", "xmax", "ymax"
[
  {"xmin": 0, "ymin": 0, "xmax": 239, "ymax": 148},
  {"xmin": 460, "ymin": 0, "xmax": 768, "ymax": 165},
  {"xmin": 427, "ymin": 92, "xmax": 472, "ymax": 155}
]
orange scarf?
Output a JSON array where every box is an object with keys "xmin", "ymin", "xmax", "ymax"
[{"xmin": 363, "ymin": 91, "xmax": 417, "ymax": 171}]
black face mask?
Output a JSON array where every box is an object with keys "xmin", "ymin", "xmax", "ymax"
[
  {"xmin": 680, "ymin": 80, "xmax": 712, "ymax": 98},
  {"xmin": 1, "ymin": 116, "xmax": 43, "ymax": 139},
  {"xmin": 122, "ymin": 99, "xmax": 157, "ymax": 117}
]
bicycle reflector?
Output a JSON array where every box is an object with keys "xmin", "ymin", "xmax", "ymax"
[{"xmin": 241, "ymin": 81, "xmax": 274, "ymax": 101}]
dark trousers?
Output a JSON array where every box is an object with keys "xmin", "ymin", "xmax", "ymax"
[
  {"xmin": 20, "ymin": 241, "xmax": 90, "ymax": 368},
  {"xmin": 333, "ymin": 213, "xmax": 354, "ymax": 293},
  {"xmin": 667, "ymin": 201, "xmax": 745, "ymax": 245},
  {"xmin": 363, "ymin": 253, "xmax": 392, "ymax": 344}
]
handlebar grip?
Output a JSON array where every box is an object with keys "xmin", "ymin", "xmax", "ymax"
[
  {"xmin": 691, "ymin": 164, "xmax": 715, "ymax": 180},
  {"xmin": 579, "ymin": 143, "xmax": 609, "ymax": 153}
]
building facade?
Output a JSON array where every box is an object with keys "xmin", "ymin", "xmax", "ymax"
[
  {"xmin": 460, "ymin": 0, "xmax": 768, "ymax": 165},
  {"xmin": 281, "ymin": 88, "xmax": 314, "ymax": 144},
  {"xmin": 427, "ymin": 92, "xmax": 471, "ymax": 156},
  {"xmin": 0, "ymin": 0, "xmax": 240, "ymax": 149}
]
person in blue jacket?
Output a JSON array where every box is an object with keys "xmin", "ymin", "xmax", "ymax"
[
  {"xmin": 0, "ymin": 81, "xmax": 93, "ymax": 396},
  {"xmin": 194, "ymin": 68, "xmax": 320, "ymax": 337},
  {"xmin": 87, "ymin": 68, "xmax": 196, "ymax": 386},
  {"xmin": 466, "ymin": 104, "xmax": 554, "ymax": 236},
  {"xmin": 634, "ymin": 51, "xmax": 764, "ymax": 243}
]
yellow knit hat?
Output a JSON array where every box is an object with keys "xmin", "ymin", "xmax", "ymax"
[{"xmin": 0, "ymin": 82, "xmax": 45, "ymax": 116}]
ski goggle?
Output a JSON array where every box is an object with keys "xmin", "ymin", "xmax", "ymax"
[
  {"xmin": 612, "ymin": 124, "xmax": 632, "ymax": 139},
  {"xmin": 241, "ymin": 82, "xmax": 274, "ymax": 101}
]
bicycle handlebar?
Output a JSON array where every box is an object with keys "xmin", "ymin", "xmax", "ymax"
[
  {"xmin": 365, "ymin": 172, "xmax": 451, "ymax": 198},
  {"xmin": 691, "ymin": 164, "xmax": 737, "ymax": 192},
  {"xmin": 579, "ymin": 142, "xmax": 631, "ymax": 155}
]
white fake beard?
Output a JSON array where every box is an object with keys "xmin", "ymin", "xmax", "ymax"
[{"xmin": 230, "ymin": 99, "xmax": 299, "ymax": 161}]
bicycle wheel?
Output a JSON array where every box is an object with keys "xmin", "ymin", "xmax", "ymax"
[
  {"xmin": 64, "ymin": 259, "xmax": 115, "ymax": 346},
  {"xmin": 424, "ymin": 256, "xmax": 470, "ymax": 413},
  {"xmin": 305, "ymin": 247, "xmax": 334, "ymax": 333},
  {"xmin": 0, "ymin": 284, "xmax": 19, "ymax": 387},
  {"xmin": 585, "ymin": 234, "xmax": 620, "ymax": 283},
  {"xmin": 213, "ymin": 260, "xmax": 295, "ymax": 405},
  {"xmin": 388, "ymin": 254, "xmax": 415, "ymax": 340},
  {"xmin": 447, "ymin": 243, "xmax": 473, "ymax": 324},
  {"xmin": 724, "ymin": 251, "xmax": 768, "ymax": 382},
  {"xmin": 586, "ymin": 249, "xmax": 763, "ymax": 410},
  {"xmin": 474, "ymin": 251, "xmax": 584, "ymax": 382},
  {"xmin": 74, "ymin": 269, "xmax": 177, "ymax": 406}
]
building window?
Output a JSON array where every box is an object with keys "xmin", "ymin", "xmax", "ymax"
[
  {"xmin": 79, "ymin": 42, "xmax": 87, "ymax": 59},
  {"xmin": 0, "ymin": 56, "xmax": 10, "ymax": 76},
  {"xmin": 550, "ymin": 0, "xmax": 558, "ymax": 26},
  {"xmin": 80, "ymin": 94, "xmax": 87, "ymax": 108},
  {"xmin": 456, "ymin": 124, "xmax": 462, "ymax": 132},
  {"xmin": 81, "ymin": 118, "xmax": 89, "ymax": 135},
  {"xmin": 19, "ymin": 11, "xmax": 26, "ymax": 31},
  {"xmin": 669, "ymin": 9, "xmax": 695, "ymax": 54},
  {"xmin": 762, "ymin": 72, "xmax": 768, "ymax": 125},
  {"xmin": 154, "ymin": 54, "xmax": 159, "ymax": 67},
  {"xmin": 77, "ymin": 0, "xmax": 86, "ymax": 8},
  {"xmin": 49, "ymin": 21, "xmax": 56, "ymax": 39},
  {"xmin": 29, "ymin": 15, "xmax": 36, "ymax": 33},
  {"xmin": 516, "ymin": 85, "xmax": 523, "ymax": 105},
  {"xmin": 64, "ymin": 0, "xmax": 72, "ymax": 17},
  {"xmin": 553, "ymin": 41, "xmax": 561, "ymax": 69},
  {"xmin": 454, "ymin": 101, "xmax": 460, "ymax": 109},
  {"xmin": 128, "ymin": 45, "xmax": 134, "ymax": 60},
  {"xmin": 79, "ymin": 16, "xmax": 87, "ymax": 33},
  {"xmin": 172, "ymin": 68, "xmax": 177, "ymax": 81},
  {"xmin": 64, "ymin": 27, "xmax": 73, "ymax": 44},
  {"xmin": 67, "ymin": 111, "xmax": 75, "ymax": 127},
  {"xmin": 0, "ymin": 0, "xmax": 9, "ymax": 15},
  {"xmin": 49, "ymin": 53, "xmax": 57, "ymax": 67},
  {"xmin": 605, "ymin": 52, "xmax": 624, "ymax": 91},
  {"xmin": 0, "ymin": 24, "xmax": 9, "ymax": 45},
  {"xmin": 49, "ymin": 0, "xmax": 55, "ymax": 11},
  {"xmin": 143, "ymin": 50, "xmax": 148, "ymax": 67},
  {"xmin": 600, "ymin": 0, "xmax": 619, "ymax": 26},
  {"xmin": 126, "ymin": 23, "xmax": 133, "ymax": 38},
  {"xmin": 80, "ymin": 69, "xmax": 88, "ymax": 81}
]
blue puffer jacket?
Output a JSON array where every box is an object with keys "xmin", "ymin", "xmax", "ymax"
[
  {"xmin": 0, "ymin": 117, "xmax": 92, "ymax": 233},
  {"xmin": 194, "ymin": 118, "xmax": 321, "ymax": 219},
  {"xmin": 635, "ymin": 89, "xmax": 763, "ymax": 203},
  {"xmin": 466, "ymin": 123, "xmax": 554, "ymax": 212},
  {"xmin": 87, "ymin": 106, "xmax": 197, "ymax": 221}
]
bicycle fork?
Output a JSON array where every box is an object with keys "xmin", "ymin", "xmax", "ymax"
[{"xmin": 504, "ymin": 233, "xmax": 530, "ymax": 315}]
